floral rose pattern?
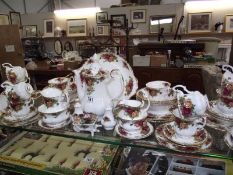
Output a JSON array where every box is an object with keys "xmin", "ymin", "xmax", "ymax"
[
  {"xmin": 221, "ymin": 97, "xmax": 233, "ymax": 108},
  {"xmin": 8, "ymin": 91, "xmax": 24, "ymax": 111},
  {"xmin": 7, "ymin": 71, "xmax": 17, "ymax": 84},
  {"xmin": 175, "ymin": 117, "xmax": 189, "ymax": 129},
  {"xmin": 222, "ymin": 82, "xmax": 233, "ymax": 99},
  {"xmin": 125, "ymin": 77, "xmax": 133, "ymax": 96},
  {"xmin": 147, "ymin": 88, "xmax": 161, "ymax": 97},
  {"xmin": 101, "ymin": 53, "xmax": 117, "ymax": 62},
  {"xmin": 179, "ymin": 97, "xmax": 195, "ymax": 117},
  {"xmin": 43, "ymin": 97, "xmax": 58, "ymax": 108}
]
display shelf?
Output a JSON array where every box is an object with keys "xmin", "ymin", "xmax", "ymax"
[{"xmin": 0, "ymin": 116, "xmax": 232, "ymax": 161}]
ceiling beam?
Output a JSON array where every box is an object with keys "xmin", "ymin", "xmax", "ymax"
[
  {"xmin": 23, "ymin": 0, "xmax": 27, "ymax": 14},
  {"xmin": 0, "ymin": 0, "xmax": 16, "ymax": 11},
  {"xmin": 37, "ymin": 0, "xmax": 50, "ymax": 13}
]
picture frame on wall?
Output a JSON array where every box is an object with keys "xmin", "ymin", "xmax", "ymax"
[
  {"xmin": 67, "ymin": 19, "xmax": 87, "ymax": 36},
  {"xmin": 225, "ymin": 14, "xmax": 233, "ymax": 32},
  {"xmin": 96, "ymin": 12, "xmax": 108, "ymax": 24},
  {"xmin": 111, "ymin": 14, "xmax": 126, "ymax": 28},
  {"xmin": 22, "ymin": 25, "xmax": 37, "ymax": 37},
  {"xmin": 44, "ymin": 19, "xmax": 54, "ymax": 37},
  {"xmin": 96, "ymin": 25, "xmax": 109, "ymax": 36},
  {"xmin": 0, "ymin": 14, "xmax": 9, "ymax": 25},
  {"xmin": 187, "ymin": 12, "xmax": 212, "ymax": 33},
  {"xmin": 131, "ymin": 9, "xmax": 146, "ymax": 23},
  {"xmin": 9, "ymin": 12, "xmax": 21, "ymax": 26}
]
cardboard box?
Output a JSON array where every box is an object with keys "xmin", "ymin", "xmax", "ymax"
[
  {"xmin": 150, "ymin": 54, "xmax": 167, "ymax": 67},
  {"xmin": 133, "ymin": 55, "xmax": 150, "ymax": 66}
]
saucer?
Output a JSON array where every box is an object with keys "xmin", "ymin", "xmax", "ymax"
[
  {"xmin": 3, "ymin": 108, "xmax": 38, "ymax": 123},
  {"xmin": 155, "ymin": 124, "xmax": 212, "ymax": 153},
  {"xmin": 38, "ymin": 118, "xmax": 71, "ymax": 130},
  {"xmin": 163, "ymin": 122, "xmax": 208, "ymax": 146},
  {"xmin": 147, "ymin": 112, "xmax": 175, "ymax": 122},
  {"xmin": 207, "ymin": 101, "xmax": 233, "ymax": 121},
  {"xmin": 38, "ymin": 102, "xmax": 69, "ymax": 114},
  {"xmin": 205, "ymin": 113, "xmax": 228, "ymax": 132},
  {"xmin": 115, "ymin": 122, "xmax": 154, "ymax": 140},
  {"xmin": 224, "ymin": 132, "xmax": 233, "ymax": 150},
  {"xmin": 136, "ymin": 87, "xmax": 176, "ymax": 103},
  {"xmin": 42, "ymin": 112, "xmax": 70, "ymax": 125}
]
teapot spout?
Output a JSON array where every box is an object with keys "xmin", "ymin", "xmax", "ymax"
[{"xmin": 73, "ymin": 68, "xmax": 85, "ymax": 100}]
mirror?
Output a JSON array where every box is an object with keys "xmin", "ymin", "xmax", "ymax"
[
  {"xmin": 54, "ymin": 40, "xmax": 62, "ymax": 55},
  {"xmin": 150, "ymin": 15, "xmax": 175, "ymax": 34}
]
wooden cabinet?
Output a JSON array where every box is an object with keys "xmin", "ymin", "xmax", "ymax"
[{"xmin": 133, "ymin": 67, "xmax": 205, "ymax": 93}]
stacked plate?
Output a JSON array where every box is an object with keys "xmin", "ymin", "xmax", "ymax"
[{"xmin": 136, "ymin": 81, "xmax": 176, "ymax": 122}]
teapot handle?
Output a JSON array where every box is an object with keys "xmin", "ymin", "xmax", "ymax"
[
  {"xmin": 2, "ymin": 63, "xmax": 13, "ymax": 69},
  {"xmin": 172, "ymin": 85, "xmax": 191, "ymax": 94},
  {"xmin": 222, "ymin": 65, "xmax": 233, "ymax": 73},
  {"xmin": 1, "ymin": 81, "xmax": 13, "ymax": 89},
  {"xmin": 108, "ymin": 69, "xmax": 124, "ymax": 99}
]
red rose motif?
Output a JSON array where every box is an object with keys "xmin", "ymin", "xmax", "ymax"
[{"xmin": 182, "ymin": 107, "xmax": 192, "ymax": 116}]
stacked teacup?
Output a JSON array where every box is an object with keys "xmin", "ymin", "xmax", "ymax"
[
  {"xmin": 207, "ymin": 65, "xmax": 233, "ymax": 128},
  {"xmin": 0, "ymin": 63, "xmax": 37, "ymax": 123},
  {"xmin": 136, "ymin": 81, "xmax": 176, "ymax": 121},
  {"xmin": 114, "ymin": 98, "xmax": 154, "ymax": 139},
  {"xmin": 38, "ymin": 87, "xmax": 70, "ymax": 129},
  {"xmin": 155, "ymin": 85, "xmax": 212, "ymax": 152}
]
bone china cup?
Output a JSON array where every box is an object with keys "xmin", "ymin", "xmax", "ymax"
[{"xmin": 40, "ymin": 87, "xmax": 68, "ymax": 108}]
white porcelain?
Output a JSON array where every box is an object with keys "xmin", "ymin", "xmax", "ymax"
[
  {"xmin": 73, "ymin": 101, "xmax": 83, "ymax": 115},
  {"xmin": 14, "ymin": 82, "xmax": 34, "ymax": 100},
  {"xmin": 1, "ymin": 81, "xmax": 14, "ymax": 96},
  {"xmin": 62, "ymin": 51, "xmax": 82, "ymax": 61},
  {"xmin": 38, "ymin": 118, "xmax": 71, "ymax": 130},
  {"xmin": 217, "ymin": 100, "xmax": 233, "ymax": 116},
  {"xmin": 222, "ymin": 65, "xmax": 233, "ymax": 84},
  {"xmin": 4, "ymin": 108, "xmax": 37, "ymax": 122},
  {"xmin": 2, "ymin": 63, "xmax": 29, "ymax": 84},
  {"xmin": 40, "ymin": 87, "xmax": 69, "ymax": 109},
  {"xmin": 171, "ymin": 108, "xmax": 206, "ymax": 139},
  {"xmin": 101, "ymin": 107, "xmax": 116, "ymax": 130},
  {"xmin": 173, "ymin": 85, "xmax": 209, "ymax": 117},
  {"xmin": 48, "ymin": 77, "xmax": 70, "ymax": 90},
  {"xmin": 42, "ymin": 110, "xmax": 70, "ymax": 125},
  {"xmin": 0, "ymin": 93, "xmax": 8, "ymax": 113},
  {"xmin": 115, "ymin": 122, "xmax": 154, "ymax": 140},
  {"xmin": 208, "ymin": 100, "xmax": 233, "ymax": 120},
  {"xmin": 146, "ymin": 81, "xmax": 176, "ymax": 101},
  {"xmin": 224, "ymin": 132, "xmax": 233, "ymax": 149},
  {"xmin": 74, "ymin": 53, "xmax": 131, "ymax": 116},
  {"xmin": 73, "ymin": 124, "xmax": 102, "ymax": 137},
  {"xmin": 38, "ymin": 102, "xmax": 68, "ymax": 114},
  {"xmin": 10, "ymin": 98, "xmax": 34, "ymax": 117}
]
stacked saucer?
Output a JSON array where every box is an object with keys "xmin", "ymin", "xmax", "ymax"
[
  {"xmin": 156, "ymin": 85, "xmax": 212, "ymax": 153},
  {"xmin": 224, "ymin": 127, "xmax": 233, "ymax": 150},
  {"xmin": 114, "ymin": 99, "xmax": 153, "ymax": 139},
  {"xmin": 0, "ymin": 63, "xmax": 37, "ymax": 124},
  {"xmin": 136, "ymin": 81, "xmax": 176, "ymax": 122},
  {"xmin": 207, "ymin": 65, "xmax": 233, "ymax": 129},
  {"xmin": 38, "ymin": 87, "xmax": 71, "ymax": 129}
]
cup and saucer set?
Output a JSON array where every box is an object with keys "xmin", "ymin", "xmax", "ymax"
[
  {"xmin": 206, "ymin": 65, "xmax": 233, "ymax": 132},
  {"xmin": 38, "ymin": 87, "xmax": 71, "ymax": 130},
  {"xmin": 0, "ymin": 63, "xmax": 38, "ymax": 126},
  {"xmin": 155, "ymin": 85, "xmax": 212, "ymax": 153},
  {"xmin": 136, "ymin": 81, "xmax": 177, "ymax": 122},
  {"xmin": 114, "ymin": 99, "xmax": 154, "ymax": 140}
]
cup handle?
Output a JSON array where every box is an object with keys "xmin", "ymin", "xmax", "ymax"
[
  {"xmin": 172, "ymin": 85, "xmax": 191, "ymax": 94},
  {"xmin": 2, "ymin": 63, "xmax": 13, "ymax": 68}
]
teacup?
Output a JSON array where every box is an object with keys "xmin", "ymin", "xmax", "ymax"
[
  {"xmin": 43, "ymin": 109, "xmax": 70, "ymax": 125},
  {"xmin": 119, "ymin": 120, "xmax": 147, "ymax": 134},
  {"xmin": 48, "ymin": 77, "xmax": 70, "ymax": 91},
  {"xmin": 2, "ymin": 63, "xmax": 29, "ymax": 84},
  {"xmin": 171, "ymin": 108, "xmax": 206, "ymax": 139},
  {"xmin": 116, "ymin": 99, "xmax": 150, "ymax": 120},
  {"xmin": 173, "ymin": 85, "xmax": 209, "ymax": 117},
  {"xmin": 40, "ymin": 87, "xmax": 68, "ymax": 108},
  {"xmin": 10, "ymin": 98, "xmax": 34, "ymax": 117},
  {"xmin": 220, "ymin": 83, "xmax": 233, "ymax": 99},
  {"xmin": 14, "ymin": 82, "xmax": 34, "ymax": 100},
  {"xmin": 146, "ymin": 81, "xmax": 175, "ymax": 100}
]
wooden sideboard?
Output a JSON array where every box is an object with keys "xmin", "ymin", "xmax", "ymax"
[{"xmin": 133, "ymin": 67, "xmax": 205, "ymax": 93}]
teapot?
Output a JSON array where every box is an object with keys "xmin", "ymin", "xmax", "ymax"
[
  {"xmin": 73, "ymin": 54, "xmax": 124, "ymax": 116},
  {"xmin": 2, "ymin": 63, "xmax": 29, "ymax": 84},
  {"xmin": 172, "ymin": 85, "xmax": 209, "ymax": 117}
]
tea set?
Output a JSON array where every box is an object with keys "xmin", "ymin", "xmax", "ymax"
[
  {"xmin": 0, "ymin": 63, "xmax": 37, "ymax": 123},
  {"xmin": 136, "ymin": 81, "xmax": 176, "ymax": 121}
]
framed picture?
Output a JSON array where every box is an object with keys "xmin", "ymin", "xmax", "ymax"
[
  {"xmin": 96, "ymin": 12, "xmax": 108, "ymax": 24},
  {"xmin": 44, "ymin": 19, "xmax": 54, "ymax": 37},
  {"xmin": 0, "ymin": 14, "xmax": 9, "ymax": 25},
  {"xmin": 131, "ymin": 9, "xmax": 146, "ymax": 23},
  {"xmin": 225, "ymin": 14, "xmax": 233, "ymax": 32},
  {"xmin": 9, "ymin": 12, "xmax": 21, "ymax": 26},
  {"xmin": 67, "ymin": 19, "xmax": 87, "ymax": 36},
  {"xmin": 187, "ymin": 12, "xmax": 212, "ymax": 33},
  {"xmin": 22, "ymin": 25, "xmax": 37, "ymax": 37},
  {"xmin": 96, "ymin": 25, "xmax": 109, "ymax": 36},
  {"xmin": 54, "ymin": 40, "xmax": 62, "ymax": 55},
  {"xmin": 111, "ymin": 14, "xmax": 126, "ymax": 28}
]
